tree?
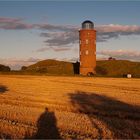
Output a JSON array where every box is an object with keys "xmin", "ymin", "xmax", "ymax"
[
  {"xmin": 0, "ymin": 64, "xmax": 10, "ymax": 72},
  {"xmin": 21, "ymin": 66, "xmax": 27, "ymax": 71}
]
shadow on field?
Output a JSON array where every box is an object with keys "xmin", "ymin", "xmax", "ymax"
[
  {"xmin": 0, "ymin": 133, "xmax": 11, "ymax": 139},
  {"xmin": 69, "ymin": 91, "xmax": 140, "ymax": 139},
  {"xmin": 30, "ymin": 107, "xmax": 61, "ymax": 139},
  {"xmin": 0, "ymin": 85, "xmax": 8, "ymax": 93}
]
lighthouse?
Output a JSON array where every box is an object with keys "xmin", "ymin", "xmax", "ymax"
[{"xmin": 79, "ymin": 20, "xmax": 96, "ymax": 76}]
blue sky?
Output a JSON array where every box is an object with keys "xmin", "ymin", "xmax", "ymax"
[{"xmin": 0, "ymin": 1, "xmax": 140, "ymax": 69}]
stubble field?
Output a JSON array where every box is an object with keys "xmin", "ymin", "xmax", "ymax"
[{"xmin": 0, "ymin": 75, "xmax": 140, "ymax": 139}]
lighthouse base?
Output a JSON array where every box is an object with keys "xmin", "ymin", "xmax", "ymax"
[{"xmin": 80, "ymin": 67, "xmax": 96, "ymax": 76}]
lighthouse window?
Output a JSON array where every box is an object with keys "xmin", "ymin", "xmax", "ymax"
[
  {"xmin": 85, "ymin": 39, "xmax": 89, "ymax": 44},
  {"xmin": 85, "ymin": 50, "xmax": 89, "ymax": 55}
]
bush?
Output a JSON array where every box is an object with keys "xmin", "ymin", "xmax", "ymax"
[
  {"xmin": 0, "ymin": 64, "xmax": 10, "ymax": 72},
  {"xmin": 21, "ymin": 66, "xmax": 27, "ymax": 71}
]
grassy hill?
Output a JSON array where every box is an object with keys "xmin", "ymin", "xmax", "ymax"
[
  {"xmin": 21, "ymin": 59, "xmax": 140, "ymax": 77},
  {"xmin": 96, "ymin": 60, "xmax": 140, "ymax": 78},
  {"xmin": 24, "ymin": 59, "xmax": 74, "ymax": 75}
]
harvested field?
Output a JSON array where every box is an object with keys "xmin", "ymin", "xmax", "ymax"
[{"xmin": 0, "ymin": 75, "xmax": 140, "ymax": 139}]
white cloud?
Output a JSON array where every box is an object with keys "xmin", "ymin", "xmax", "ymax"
[
  {"xmin": 97, "ymin": 50, "xmax": 140, "ymax": 61},
  {"xmin": 0, "ymin": 17, "xmax": 34, "ymax": 30},
  {"xmin": 1, "ymin": 17, "xmax": 140, "ymax": 45},
  {"xmin": 0, "ymin": 57, "xmax": 40, "ymax": 70},
  {"xmin": 39, "ymin": 24, "xmax": 140, "ymax": 46}
]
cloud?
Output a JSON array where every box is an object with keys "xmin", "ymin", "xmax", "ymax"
[
  {"xmin": 41, "ymin": 31, "xmax": 78, "ymax": 46},
  {"xmin": 96, "ymin": 24, "xmax": 140, "ymax": 34},
  {"xmin": 61, "ymin": 57, "xmax": 79, "ymax": 62},
  {"xmin": 97, "ymin": 50, "xmax": 140, "ymax": 61},
  {"xmin": 38, "ymin": 23, "xmax": 77, "ymax": 32},
  {"xmin": 0, "ymin": 17, "xmax": 21, "ymax": 23},
  {"xmin": 1, "ymin": 17, "xmax": 140, "ymax": 46},
  {"xmin": 0, "ymin": 17, "xmax": 34, "ymax": 30},
  {"xmin": 36, "ymin": 46, "xmax": 51, "ymax": 52},
  {"xmin": 0, "ymin": 57, "xmax": 40, "ymax": 70},
  {"xmin": 36, "ymin": 46, "xmax": 71, "ymax": 52},
  {"xmin": 0, "ymin": 17, "xmax": 78, "ymax": 31},
  {"xmin": 96, "ymin": 24, "xmax": 140, "ymax": 42},
  {"xmin": 51, "ymin": 47, "xmax": 71, "ymax": 52},
  {"xmin": 38, "ymin": 24, "xmax": 78, "ymax": 47},
  {"xmin": 40, "ymin": 24, "xmax": 140, "ymax": 47}
]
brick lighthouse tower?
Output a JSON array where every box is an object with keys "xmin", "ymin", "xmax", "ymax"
[{"xmin": 79, "ymin": 20, "xmax": 96, "ymax": 76}]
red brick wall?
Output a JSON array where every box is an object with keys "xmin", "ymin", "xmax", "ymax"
[{"xmin": 79, "ymin": 29, "xmax": 96, "ymax": 75}]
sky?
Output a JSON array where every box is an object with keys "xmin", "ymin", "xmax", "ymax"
[{"xmin": 0, "ymin": 0, "xmax": 140, "ymax": 69}]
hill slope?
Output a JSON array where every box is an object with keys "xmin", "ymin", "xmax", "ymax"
[
  {"xmin": 96, "ymin": 60, "xmax": 140, "ymax": 77},
  {"xmin": 22, "ymin": 59, "xmax": 140, "ymax": 77},
  {"xmin": 25, "ymin": 59, "xmax": 74, "ymax": 75}
]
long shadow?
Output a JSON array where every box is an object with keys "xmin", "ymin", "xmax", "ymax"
[
  {"xmin": 0, "ymin": 85, "xmax": 8, "ymax": 94},
  {"xmin": 69, "ymin": 91, "xmax": 140, "ymax": 139},
  {"xmin": 32, "ymin": 107, "xmax": 61, "ymax": 139}
]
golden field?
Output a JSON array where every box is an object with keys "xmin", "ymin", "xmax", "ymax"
[{"xmin": 0, "ymin": 75, "xmax": 140, "ymax": 139}]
